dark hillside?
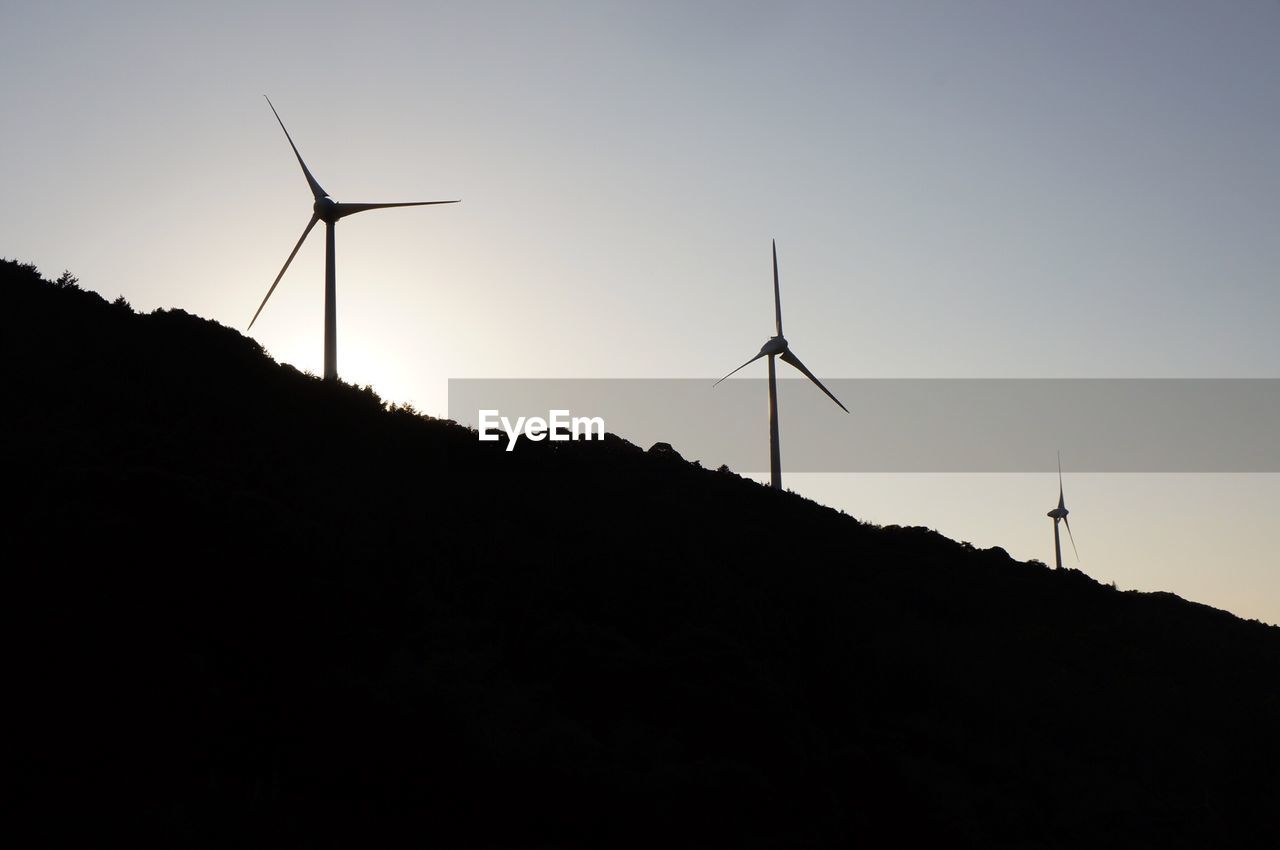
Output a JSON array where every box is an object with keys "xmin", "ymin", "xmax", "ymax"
[{"xmin": 4, "ymin": 259, "xmax": 1278, "ymax": 848}]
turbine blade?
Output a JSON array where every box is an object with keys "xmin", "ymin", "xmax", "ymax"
[
  {"xmin": 1058, "ymin": 451, "xmax": 1066, "ymax": 510},
  {"xmin": 1063, "ymin": 515, "xmax": 1080, "ymax": 561},
  {"xmin": 714, "ymin": 351, "xmax": 768, "ymax": 387},
  {"xmin": 249, "ymin": 214, "xmax": 320, "ymax": 330},
  {"xmin": 265, "ymin": 96, "xmax": 328, "ymax": 200},
  {"xmin": 780, "ymin": 349, "xmax": 849, "ymax": 412},
  {"xmin": 332, "ymin": 199, "xmax": 460, "ymax": 219},
  {"xmin": 772, "ymin": 239, "xmax": 783, "ymax": 337}
]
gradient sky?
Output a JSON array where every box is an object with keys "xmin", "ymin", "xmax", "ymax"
[{"xmin": 3, "ymin": 1, "xmax": 1277, "ymax": 623}]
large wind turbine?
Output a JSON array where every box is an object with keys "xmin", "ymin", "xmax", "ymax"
[
  {"xmin": 249, "ymin": 96, "xmax": 459, "ymax": 381},
  {"xmin": 1047, "ymin": 452, "xmax": 1079, "ymax": 570},
  {"xmin": 715, "ymin": 240, "xmax": 848, "ymax": 491}
]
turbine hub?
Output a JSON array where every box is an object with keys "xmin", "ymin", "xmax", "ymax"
[
  {"xmin": 760, "ymin": 335, "xmax": 788, "ymax": 356},
  {"xmin": 314, "ymin": 195, "xmax": 338, "ymax": 222},
  {"xmin": 1048, "ymin": 507, "xmax": 1068, "ymax": 519}
]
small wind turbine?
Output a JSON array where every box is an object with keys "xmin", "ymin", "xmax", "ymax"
[
  {"xmin": 715, "ymin": 240, "xmax": 848, "ymax": 491},
  {"xmin": 1047, "ymin": 452, "xmax": 1079, "ymax": 569},
  {"xmin": 249, "ymin": 97, "xmax": 459, "ymax": 381}
]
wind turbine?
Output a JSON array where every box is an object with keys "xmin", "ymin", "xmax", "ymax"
[
  {"xmin": 249, "ymin": 96, "xmax": 459, "ymax": 381},
  {"xmin": 1047, "ymin": 452, "xmax": 1079, "ymax": 569},
  {"xmin": 715, "ymin": 240, "xmax": 848, "ymax": 491}
]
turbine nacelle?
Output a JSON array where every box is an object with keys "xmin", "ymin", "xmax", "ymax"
[
  {"xmin": 1048, "ymin": 507, "xmax": 1068, "ymax": 520},
  {"xmin": 758, "ymin": 335, "xmax": 789, "ymax": 356},
  {"xmin": 314, "ymin": 195, "xmax": 338, "ymax": 222}
]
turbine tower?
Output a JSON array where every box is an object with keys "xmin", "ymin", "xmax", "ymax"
[
  {"xmin": 715, "ymin": 240, "xmax": 848, "ymax": 491},
  {"xmin": 1047, "ymin": 452, "xmax": 1079, "ymax": 569},
  {"xmin": 249, "ymin": 97, "xmax": 459, "ymax": 381}
]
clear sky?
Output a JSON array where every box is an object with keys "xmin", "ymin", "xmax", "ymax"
[{"xmin": 3, "ymin": 1, "xmax": 1277, "ymax": 623}]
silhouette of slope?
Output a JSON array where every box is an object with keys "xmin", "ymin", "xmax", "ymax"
[{"xmin": 4, "ymin": 258, "xmax": 1278, "ymax": 848}]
